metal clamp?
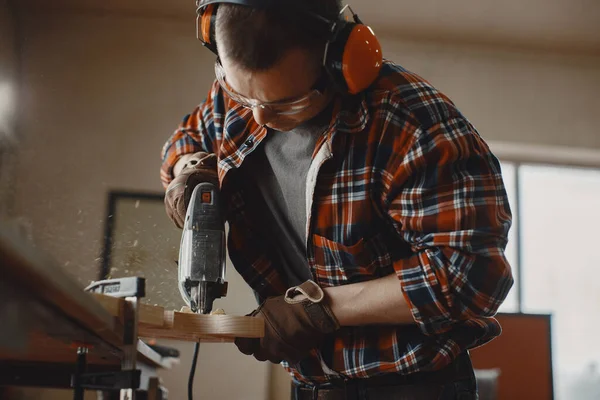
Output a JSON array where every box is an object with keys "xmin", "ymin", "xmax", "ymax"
[{"xmin": 72, "ymin": 277, "xmax": 146, "ymax": 400}]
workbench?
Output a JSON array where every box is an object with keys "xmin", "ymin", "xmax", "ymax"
[{"xmin": 0, "ymin": 223, "xmax": 263, "ymax": 399}]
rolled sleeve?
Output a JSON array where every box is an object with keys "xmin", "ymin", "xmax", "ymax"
[
  {"xmin": 160, "ymin": 109, "xmax": 205, "ymax": 188},
  {"xmin": 383, "ymin": 116, "xmax": 514, "ymax": 336},
  {"xmin": 160, "ymin": 81, "xmax": 221, "ymax": 188}
]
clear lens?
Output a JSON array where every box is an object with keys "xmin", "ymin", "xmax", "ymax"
[{"xmin": 214, "ymin": 60, "xmax": 321, "ymax": 116}]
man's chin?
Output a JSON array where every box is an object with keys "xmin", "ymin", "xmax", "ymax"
[{"xmin": 266, "ymin": 122, "xmax": 301, "ymax": 132}]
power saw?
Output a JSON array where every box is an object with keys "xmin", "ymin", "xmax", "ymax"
[{"xmin": 177, "ymin": 182, "xmax": 228, "ymax": 315}]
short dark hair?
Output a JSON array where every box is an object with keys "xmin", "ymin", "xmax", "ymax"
[{"xmin": 216, "ymin": 0, "xmax": 341, "ymax": 71}]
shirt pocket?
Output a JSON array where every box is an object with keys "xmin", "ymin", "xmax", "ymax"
[{"xmin": 311, "ymin": 233, "xmax": 393, "ymax": 287}]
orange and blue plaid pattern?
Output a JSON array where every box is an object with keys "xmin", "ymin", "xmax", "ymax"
[{"xmin": 161, "ymin": 61, "xmax": 514, "ymax": 384}]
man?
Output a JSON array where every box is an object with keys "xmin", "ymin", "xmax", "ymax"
[{"xmin": 161, "ymin": 0, "xmax": 514, "ymax": 398}]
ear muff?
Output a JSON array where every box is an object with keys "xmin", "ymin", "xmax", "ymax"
[
  {"xmin": 197, "ymin": 3, "xmax": 219, "ymax": 54},
  {"xmin": 324, "ymin": 21, "xmax": 382, "ymax": 94}
]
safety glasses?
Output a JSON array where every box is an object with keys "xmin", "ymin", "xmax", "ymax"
[{"xmin": 214, "ymin": 58, "xmax": 328, "ymax": 116}]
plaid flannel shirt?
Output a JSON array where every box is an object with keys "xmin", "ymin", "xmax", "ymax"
[{"xmin": 160, "ymin": 61, "xmax": 514, "ymax": 384}]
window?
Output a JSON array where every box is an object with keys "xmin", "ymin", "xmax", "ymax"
[
  {"xmin": 499, "ymin": 162, "xmax": 600, "ymax": 400},
  {"xmin": 498, "ymin": 161, "xmax": 519, "ymax": 313}
]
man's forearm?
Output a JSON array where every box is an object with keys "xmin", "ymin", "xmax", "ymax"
[{"xmin": 323, "ymin": 274, "xmax": 415, "ymax": 327}]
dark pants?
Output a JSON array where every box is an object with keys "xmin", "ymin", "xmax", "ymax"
[{"xmin": 291, "ymin": 352, "xmax": 478, "ymax": 400}]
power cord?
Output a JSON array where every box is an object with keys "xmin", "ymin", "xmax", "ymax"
[{"xmin": 188, "ymin": 341, "xmax": 200, "ymax": 400}]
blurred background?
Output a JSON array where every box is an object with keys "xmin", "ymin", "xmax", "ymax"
[{"xmin": 0, "ymin": 0, "xmax": 599, "ymax": 399}]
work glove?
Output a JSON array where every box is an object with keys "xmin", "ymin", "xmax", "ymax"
[
  {"xmin": 164, "ymin": 151, "xmax": 219, "ymax": 229},
  {"xmin": 235, "ymin": 280, "xmax": 340, "ymax": 365}
]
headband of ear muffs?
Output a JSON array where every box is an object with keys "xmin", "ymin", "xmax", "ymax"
[
  {"xmin": 195, "ymin": 0, "xmax": 383, "ymax": 95},
  {"xmin": 197, "ymin": 3, "xmax": 218, "ymax": 54},
  {"xmin": 323, "ymin": 14, "xmax": 382, "ymax": 94}
]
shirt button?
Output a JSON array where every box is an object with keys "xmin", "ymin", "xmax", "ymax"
[{"xmin": 245, "ymin": 137, "xmax": 254, "ymax": 148}]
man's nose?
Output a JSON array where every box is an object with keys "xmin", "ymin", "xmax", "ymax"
[{"xmin": 252, "ymin": 106, "xmax": 275, "ymax": 127}]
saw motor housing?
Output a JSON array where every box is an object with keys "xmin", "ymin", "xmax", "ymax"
[{"xmin": 178, "ymin": 182, "xmax": 228, "ymax": 314}]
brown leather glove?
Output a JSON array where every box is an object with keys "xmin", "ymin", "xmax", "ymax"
[
  {"xmin": 164, "ymin": 152, "xmax": 218, "ymax": 229},
  {"xmin": 234, "ymin": 280, "xmax": 340, "ymax": 365}
]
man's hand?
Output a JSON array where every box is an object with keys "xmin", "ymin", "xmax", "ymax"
[
  {"xmin": 164, "ymin": 152, "xmax": 218, "ymax": 228},
  {"xmin": 234, "ymin": 280, "xmax": 340, "ymax": 364}
]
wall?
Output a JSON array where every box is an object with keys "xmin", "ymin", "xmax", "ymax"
[
  {"xmin": 13, "ymin": 9, "xmax": 216, "ymax": 284},
  {"xmin": 19, "ymin": 0, "xmax": 600, "ymax": 55},
  {"xmin": 0, "ymin": 0, "xmax": 16, "ymax": 136},
  {"xmin": 378, "ymin": 35, "xmax": 600, "ymax": 151},
  {"xmin": 0, "ymin": 0, "xmax": 18, "ymax": 216}
]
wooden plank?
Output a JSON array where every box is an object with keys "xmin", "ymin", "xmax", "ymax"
[
  {"xmin": 92, "ymin": 293, "xmax": 264, "ymax": 342},
  {"xmin": 92, "ymin": 293, "xmax": 123, "ymax": 321},
  {"xmin": 169, "ymin": 311, "xmax": 263, "ymax": 338},
  {"xmin": 139, "ymin": 330, "xmax": 235, "ymax": 343},
  {"xmin": 0, "ymin": 333, "xmax": 121, "ymax": 366},
  {"xmin": 0, "ymin": 332, "xmax": 172, "ymax": 369},
  {"xmin": 92, "ymin": 293, "xmax": 165, "ymax": 327},
  {"xmin": 140, "ymin": 303, "xmax": 166, "ymax": 328},
  {"xmin": 139, "ymin": 311, "xmax": 264, "ymax": 342}
]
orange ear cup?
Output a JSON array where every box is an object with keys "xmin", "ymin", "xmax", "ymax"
[
  {"xmin": 341, "ymin": 25, "xmax": 382, "ymax": 94},
  {"xmin": 201, "ymin": 4, "xmax": 217, "ymax": 44}
]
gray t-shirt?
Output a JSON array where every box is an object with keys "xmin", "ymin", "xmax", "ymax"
[{"xmin": 247, "ymin": 112, "xmax": 330, "ymax": 286}]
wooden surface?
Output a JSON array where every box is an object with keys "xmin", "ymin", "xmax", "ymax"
[
  {"xmin": 0, "ymin": 333, "xmax": 172, "ymax": 369},
  {"xmin": 0, "ymin": 226, "xmax": 121, "ymax": 350},
  {"xmin": 470, "ymin": 313, "xmax": 553, "ymax": 400},
  {"xmin": 0, "ymin": 224, "xmax": 168, "ymax": 369},
  {"xmin": 93, "ymin": 293, "xmax": 264, "ymax": 342},
  {"xmin": 141, "ymin": 310, "xmax": 264, "ymax": 342},
  {"xmin": 92, "ymin": 293, "xmax": 165, "ymax": 327}
]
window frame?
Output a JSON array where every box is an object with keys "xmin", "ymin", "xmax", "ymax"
[{"xmin": 492, "ymin": 141, "xmax": 600, "ymax": 313}]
